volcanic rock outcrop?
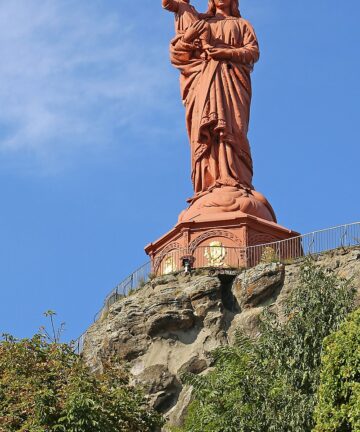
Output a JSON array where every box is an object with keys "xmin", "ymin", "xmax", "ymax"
[{"xmin": 82, "ymin": 247, "xmax": 360, "ymax": 428}]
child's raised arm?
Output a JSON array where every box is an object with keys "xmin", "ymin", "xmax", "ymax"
[{"xmin": 162, "ymin": 0, "xmax": 180, "ymax": 13}]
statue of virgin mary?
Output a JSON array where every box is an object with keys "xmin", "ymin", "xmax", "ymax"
[{"xmin": 169, "ymin": 0, "xmax": 277, "ymax": 223}]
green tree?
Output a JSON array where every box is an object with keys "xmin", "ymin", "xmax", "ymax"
[
  {"xmin": 313, "ymin": 308, "xmax": 360, "ymax": 431},
  {"xmin": 179, "ymin": 260, "xmax": 356, "ymax": 432},
  {"xmin": 0, "ymin": 333, "xmax": 163, "ymax": 432}
]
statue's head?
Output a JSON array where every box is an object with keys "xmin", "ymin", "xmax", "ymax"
[{"xmin": 207, "ymin": 0, "xmax": 241, "ymax": 17}]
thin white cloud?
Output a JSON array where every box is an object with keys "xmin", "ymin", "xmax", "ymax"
[{"xmin": 0, "ymin": 0, "xmax": 173, "ymax": 172}]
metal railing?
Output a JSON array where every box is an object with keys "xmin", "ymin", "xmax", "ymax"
[
  {"xmin": 156, "ymin": 222, "xmax": 360, "ymax": 272},
  {"xmin": 245, "ymin": 222, "xmax": 359, "ymax": 267},
  {"xmin": 93, "ymin": 262, "xmax": 151, "ymax": 322},
  {"xmin": 74, "ymin": 222, "xmax": 359, "ymax": 353},
  {"xmin": 74, "ymin": 262, "xmax": 152, "ymax": 353}
]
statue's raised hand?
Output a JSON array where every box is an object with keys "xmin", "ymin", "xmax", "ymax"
[{"xmin": 183, "ymin": 20, "xmax": 208, "ymax": 44}]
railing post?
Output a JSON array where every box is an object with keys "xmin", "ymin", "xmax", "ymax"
[{"xmin": 340, "ymin": 225, "xmax": 348, "ymax": 249}]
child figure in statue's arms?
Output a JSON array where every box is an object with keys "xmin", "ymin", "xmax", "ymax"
[{"xmin": 162, "ymin": 0, "xmax": 211, "ymax": 50}]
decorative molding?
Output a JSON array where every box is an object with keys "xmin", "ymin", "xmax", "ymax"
[
  {"xmin": 189, "ymin": 230, "xmax": 242, "ymax": 253},
  {"xmin": 154, "ymin": 242, "xmax": 182, "ymax": 274}
]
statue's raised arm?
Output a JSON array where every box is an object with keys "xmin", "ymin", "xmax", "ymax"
[
  {"xmin": 162, "ymin": 0, "xmax": 179, "ymax": 13},
  {"xmin": 162, "ymin": 0, "xmax": 202, "ymax": 37},
  {"xmin": 162, "ymin": 0, "xmax": 212, "ymax": 54}
]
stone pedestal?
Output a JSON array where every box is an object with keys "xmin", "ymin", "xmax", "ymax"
[{"xmin": 146, "ymin": 187, "xmax": 299, "ymax": 275}]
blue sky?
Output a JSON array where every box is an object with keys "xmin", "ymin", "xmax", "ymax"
[{"xmin": 0, "ymin": 0, "xmax": 359, "ymax": 341}]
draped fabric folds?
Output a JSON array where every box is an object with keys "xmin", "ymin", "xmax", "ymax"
[{"xmin": 170, "ymin": 16, "xmax": 260, "ymax": 196}]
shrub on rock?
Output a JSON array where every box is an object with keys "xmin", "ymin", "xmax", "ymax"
[
  {"xmin": 313, "ymin": 308, "xmax": 360, "ymax": 432},
  {"xmin": 0, "ymin": 334, "xmax": 164, "ymax": 432}
]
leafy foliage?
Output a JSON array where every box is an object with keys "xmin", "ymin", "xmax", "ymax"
[
  {"xmin": 179, "ymin": 260, "xmax": 356, "ymax": 432},
  {"xmin": 0, "ymin": 333, "xmax": 163, "ymax": 432},
  {"xmin": 313, "ymin": 308, "xmax": 360, "ymax": 431}
]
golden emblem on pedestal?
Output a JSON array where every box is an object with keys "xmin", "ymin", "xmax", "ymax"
[
  {"xmin": 204, "ymin": 241, "xmax": 227, "ymax": 267},
  {"xmin": 163, "ymin": 256, "xmax": 177, "ymax": 275}
]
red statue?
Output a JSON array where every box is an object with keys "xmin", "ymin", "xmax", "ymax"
[
  {"xmin": 145, "ymin": 0, "xmax": 299, "ymax": 274},
  {"xmin": 164, "ymin": 0, "xmax": 276, "ymax": 222}
]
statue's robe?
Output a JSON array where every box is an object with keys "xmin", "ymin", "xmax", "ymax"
[{"xmin": 170, "ymin": 16, "xmax": 259, "ymax": 195}]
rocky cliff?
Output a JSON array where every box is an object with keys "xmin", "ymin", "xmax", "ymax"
[{"xmin": 82, "ymin": 247, "xmax": 360, "ymax": 428}]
